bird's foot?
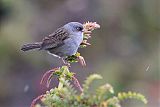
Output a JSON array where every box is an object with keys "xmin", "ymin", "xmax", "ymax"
[{"xmin": 62, "ymin": 58, "xmax": 71, "ymax": 68}]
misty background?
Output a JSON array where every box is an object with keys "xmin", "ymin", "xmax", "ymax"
[{"xmin": 0, "ymin": 0, "xmax": 159, "ymax": 107}]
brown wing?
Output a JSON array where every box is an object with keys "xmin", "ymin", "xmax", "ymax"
[{"xmin": 40, "ymin": 27, "xmax": 69, "ymax": 50}]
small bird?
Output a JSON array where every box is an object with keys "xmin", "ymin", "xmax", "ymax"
[{"xmin": 21, "ymin": 22, "xmax": 84, "ymax": 64}]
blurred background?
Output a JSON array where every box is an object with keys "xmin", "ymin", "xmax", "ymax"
[{"xmin": 0, "ymin": 0, "xmax": 159, "ymax": 107}]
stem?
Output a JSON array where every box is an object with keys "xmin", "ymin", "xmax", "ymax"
[{"xmin": 58, "ymin": 77, "xmax": 64, "ymax": 90}]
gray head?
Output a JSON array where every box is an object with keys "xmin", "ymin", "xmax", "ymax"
[{"xmin": 63, "ymin": 22, "xmax": 83, "ymax": 35}]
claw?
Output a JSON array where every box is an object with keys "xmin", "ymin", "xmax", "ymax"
[{"xmin": 62, "ymin": 58, "xmax": 71, "ymax": 67}]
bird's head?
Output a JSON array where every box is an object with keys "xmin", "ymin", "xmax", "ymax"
[{"xmin": 64, "ymin": 22, "xmax": 84, "ymax": 35}]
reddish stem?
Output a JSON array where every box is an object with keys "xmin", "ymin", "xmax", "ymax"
[
  {"xmin": 72, "ymin": 76, "xmax": 83, "ymax": 92},
  {"xmin": 40, "ymin": 68, "xmax": 59, "ymax": 87},
  {"xmin": 30, "ymin": 94, "xmax": 44, "ymax": 107}
]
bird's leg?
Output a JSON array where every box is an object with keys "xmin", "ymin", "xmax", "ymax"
[{"xmin": 61, "ymin": 58, "xmax": 71, "ymax": 67}]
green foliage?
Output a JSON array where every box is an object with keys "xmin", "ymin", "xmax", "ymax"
[
  {"xmin": 34, "ymin": 66, "xmax": 147, "ymax": 107},
  {"xmin": 65, "ymin": 52, "xmax": 80, "ymax": 63},
  {"xmin": 82, "ymin": 74, "xmax": 102, "ymax": 94},
  {"xmin": 117, "ymin": 91, "xmax": 147, "ymax": 104}
]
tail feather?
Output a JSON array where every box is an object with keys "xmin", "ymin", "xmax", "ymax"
[{"xmin": 21, "ymin": 42, "xmax": 42, "ymax": 51}]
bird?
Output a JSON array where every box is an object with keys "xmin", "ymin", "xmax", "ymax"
[{"xmin": 21, "ymin": 22, "xmax": 84, "ymax": 64}]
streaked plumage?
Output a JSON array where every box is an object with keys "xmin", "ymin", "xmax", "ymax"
[{"xmin": 21, "ymin": 22, "xmax": 84, "ymax": 58}]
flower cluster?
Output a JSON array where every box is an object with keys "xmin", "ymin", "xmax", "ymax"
[{"xmin": 81, "ymin": 22, "xmax": 100, "ymax": 47}]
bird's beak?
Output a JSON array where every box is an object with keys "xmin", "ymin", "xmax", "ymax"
[{"xmin": 82, "ymin": 29, "xmax": 85, "ymax": 32}]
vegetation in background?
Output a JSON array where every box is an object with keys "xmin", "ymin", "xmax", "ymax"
[{"xmin": 32, "ymin": 66, "xmax": 147, "ymax": 107}]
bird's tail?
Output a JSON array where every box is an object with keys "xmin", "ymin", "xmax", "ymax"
[{"xmin": 21, "ymin": 42, "xmax": 42, "ymax": 51}]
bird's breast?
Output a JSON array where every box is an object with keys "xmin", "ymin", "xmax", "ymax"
[
  {"xmin": 69, "ymin": 33, "xmax": 83, "ymax": 47},
  {"xmin": 48, "ymin": 33, "xmax": 83, "ymax": 57}
]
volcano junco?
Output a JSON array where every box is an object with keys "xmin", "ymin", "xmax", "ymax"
[{"xmin": 21, "ymin": 22, "xmax": 84, "ymax": 59}]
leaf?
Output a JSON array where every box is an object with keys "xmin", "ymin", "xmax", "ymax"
[
  {"xmin": 82, "ymin": 74, "xmax": 102, "ymax": 94},
  {"xmin": 117, "ymin": 91, "xmax": 147, "ymax": 104}
]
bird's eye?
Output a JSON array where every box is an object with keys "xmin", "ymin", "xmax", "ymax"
[{"xmin": 76, "ymin": 27, "xmax": 83, "ymax": 31}]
